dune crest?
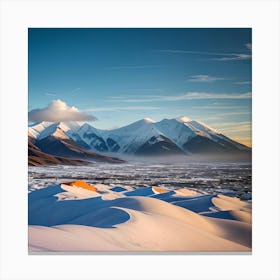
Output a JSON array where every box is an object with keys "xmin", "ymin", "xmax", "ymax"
[
  {"xmin": 67, "ymin": 180, "xmax": 97, "ymax": 192},
  {"xmin": 29, "ymin": 183, "xmax": 252, "ymax": 252}
]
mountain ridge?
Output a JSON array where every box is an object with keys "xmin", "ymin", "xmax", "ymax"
[{"xmin": 28, "ymin": 116, "xmax": 251, "ymax": 161}]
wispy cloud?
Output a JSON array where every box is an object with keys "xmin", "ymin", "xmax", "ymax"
[
  {"xmin": 70, "ymin": 88, "xmax": 81, "ymax": 95},
  {"xmin": 45, "ymin": 90, "xmax": 57, "ymax": 97},
  {"xmin": 115, "ymin": 92, "xmax": 252, "ymax": 103},
  {"xmin": 216, "ymin": 111, "xmax": 251, "ymax": 117},
  {"xmin": 210, "ymin": 121, "xmax": 251, "ymax": 129},
  {"xmin": 235, "ymin": 81, "xmax": 251, "ymax": 85},
  {"xmin": 193, "ymin": 104, "xmax": 247, "ymax": 110},
  {"xmin": 231, "ymin": 137, "xmax": 252, "ymax": 147},
  {"xmin": 205, "ymin": 121, "xmax": 252, "ymax": 146},
  {"xmin": 104, "ymin": 65, "xmax": 165, "ymax": 70},
  {"xmin": 159, "ymin": 49, "xmax": 227, "ymax": 55},
  {"xmin": 212, "ymin": 54, "xmax": 251, "ymax": 61},
  {"xmin": 159, "ymin": 45, "xmax": 251, "ymax": 61},
  {"xmin": 200, "ymin": 111, "xmax": 251, "ymax": 122},
  {"xmin": 82, "ymin": 106, "xmax": 161, "ymax": 112},
  {"xmin": 164, "ymin": 92, "xmax": 252, "ymax": 101},
  {"xmin": 217, "ymin": 123, "xmax": 251, "ymax": 134},
  {"xmin": 188, "ymin": 75, "xmax": 225, "ymax": 82}
]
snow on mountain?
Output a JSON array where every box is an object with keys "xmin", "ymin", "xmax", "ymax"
[
  {"xmin": 57, "ymin": 121, "xmax": 83, "ymax": 133},
  {"xmin": 155, "ymin": 118, "xmax": 196, "ymax": 149},
  {"xmin": 38, "ymin": 124, "xmax": 70, "ymax": 140},
  {"xmin": 176, "ymin": 116, "xmax": 192, "ymax": 123},
  {"xmin": 142, "ymin": 117, "xmax": 156, "ymax": 123},
  {"xmin": 154, "ymin": 117, "xmax": 232, "ymax": 152},
  {"xmin": 75, "ymin": 123, "xmax": 108, "ymax": 152},
  {"xmin": 175, "ymin": 116, "xmax": 217, "ymax": 136},
  {"xmin": 28, "ymin": 117, "xmax": 251, "ymax": 157},
  {"xmin": 29, "ymin": 121, "xmax": 83, "ymax": 140},
  {"xmin": 179, "ymin": 118, "xmax": 249, "ymax": 151},
  {"xmin": 101, "ymin": 118, "xmax": 175, "ymax": 154},
  {"xmin": 28, "ymin": 121, "xmax": 54, "ymax": 138},
  {"xmin": 170, "ymin": 117, "xmax": 249, "ymax": 151}
]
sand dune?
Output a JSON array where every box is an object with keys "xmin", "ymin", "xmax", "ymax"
[
  {"xmin": 28, "ymin": 181, "xmax": 252, "ymax": 252},
  {"xmin": 174, "ymin": 188, "xmax": 199, "ymax": 197},
  {"xmin": 212, "ymin": 194, "xmax": 250, "ymax": 211}
]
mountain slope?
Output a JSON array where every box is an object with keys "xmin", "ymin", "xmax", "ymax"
[
  {"xmin": 154, "ymin": 117, "xmax": 249, "ymax": 153},
  {"xmin": 28, "ymin": 117, "xmax": 251, "ymax": 158},
  {"xmin": 101, "ymin": 118, "xmax": 185, "ymax": 155},
  {"xmin": 28, "ymin": 138, "xmax": 89, "ymax": 166},
  {"xmin": 28, "ymin": 122, "xmax": 125, "ymax": 165},
  {"xmin": 135, "ymin": 134, "xmax": 185, "ymax": 156}
]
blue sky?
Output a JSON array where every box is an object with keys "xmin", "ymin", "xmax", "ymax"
[{"xmin": 28, "ymin": 28, "xmax": 252, "ymax": 146}]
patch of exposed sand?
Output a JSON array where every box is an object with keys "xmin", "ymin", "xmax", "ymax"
[
  {"xmin": 67, "ymin": 180, "xmax": 97, "ymax": 192},
  {"xmin": 212, "ymin": 194, "xmax": 249, "ymax": 211},
  {"xmin": 152, "ymin": 186, "xmax": 168, "ymax": 194}
]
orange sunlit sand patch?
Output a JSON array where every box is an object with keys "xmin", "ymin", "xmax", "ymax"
[
  {"xmin": 66, "ymin": 180, "xmax": 97, "ymax": 192},
  {"xmin": 152, "ymin": 186, "xmax": 168, "ymax": 194}
]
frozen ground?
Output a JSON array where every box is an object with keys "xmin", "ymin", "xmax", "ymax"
[{"xmin": 28, "ymin": 162, "xmax": 251, "ymax": 200}]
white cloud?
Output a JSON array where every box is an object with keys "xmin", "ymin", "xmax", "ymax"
[
  {"xmin": 188, "ymin": 75, "xmax": 225, "ymax": 82},
  {"xmin": 28, "ymin": 100, "xmax": 97, "ymax": 122}
]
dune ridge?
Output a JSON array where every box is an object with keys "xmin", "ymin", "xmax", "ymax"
[{"xmin": 28, "ymin": 181, "xmax": 252, "ymax": 252}]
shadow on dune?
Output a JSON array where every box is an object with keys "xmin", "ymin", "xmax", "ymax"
[
  {"xmin": 150, "ymin": 192, "xmax": 218, "ymax": 214},
  {"xmin": 28, "ymin": 185, "xmax": 140, "ymax": 228},
  {"xmin": 170, "ymin": 195, "xmax": 217, "ymax": 213},
  {"xmin": 124, "ymin": 187, "xmax": 155, "ymax": 197},
  {"xmin": 150, "ymin": 191, "xmax": 175, "ymax": 199},
  {"xmin": 109, "ymin": 186, "xmax": 127, "ymax": 192},
  {"xmin": 202, "ymin": 210, "xmax": 238, "ymax": 220},
  {"xmin": 29, "ymin": 184, "xmax": 246, "ymax": 230}
]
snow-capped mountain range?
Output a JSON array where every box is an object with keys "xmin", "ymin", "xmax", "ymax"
[{"xmin": 28, "ymin": 116, "xmax": 251, "ymax": 161}]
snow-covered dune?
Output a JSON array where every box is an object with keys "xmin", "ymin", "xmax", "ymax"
[{"xmin": 28, "ymin": 182, "xmax": 252, "ymax": 252}]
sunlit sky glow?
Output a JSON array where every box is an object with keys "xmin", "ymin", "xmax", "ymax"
[{"xmin": 28, "ymin": 28, "xmax": 252, "ymax": 146}]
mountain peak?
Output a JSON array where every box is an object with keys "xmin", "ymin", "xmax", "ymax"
[
  {"xmin": 176, "ymin": 116, "xmax": 192, "ymax": 123},
  {"xmin": 143, "ymin": 117, "xmax": 155, "ymax": 124},
  {"xmin": 57, "ymin": 121, "xmax": 84, "ymax": 131}
]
